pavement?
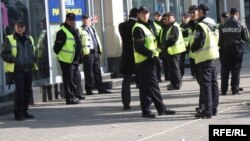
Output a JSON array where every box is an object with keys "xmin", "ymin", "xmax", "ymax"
[{"xmin": 0, "ymin": 50, "xmax": 250, "ymax": 141}]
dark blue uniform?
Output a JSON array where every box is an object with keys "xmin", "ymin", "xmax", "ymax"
[{"xmin": 219, "ymin": 16, "xmax": 249, "ymax": 95}]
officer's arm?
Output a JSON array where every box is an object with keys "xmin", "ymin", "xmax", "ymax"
[
  {"xmin": 118, "ymin": 23, "xmax": 124, "ymax": 37},
  {"xmin": 218, "ymin": 26, "xmax": 224, "ymax": 50},
  {"xmin": 191, "ymin": 25, "xmax": 205, "ymax": 52},
  {"xmin": 165, "ymin": 26, "xmax": 178, "ymax": 47},
  {"xmin": 241, "ymin": 24, "xmax": 250, "ymax": 42},
  {"xmin": 53, "ymin": 30, "xmax": 66, "ymax": 54},
  {"xmin": 1, "ymin": 38, "xmax": 16, "ymax": 63},
  {"xmin": 133, "ymin": 27, "xmax": 153, "ymax": 58}
]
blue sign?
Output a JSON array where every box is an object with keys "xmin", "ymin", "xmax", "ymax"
[{"xmin": 49, "ymin": 0, "xmax": 86, "ymax": 23}]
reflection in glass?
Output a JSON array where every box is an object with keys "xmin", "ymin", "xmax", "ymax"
[{"xmin": 1, "ymin": 0, "xmax": 48, "ymax": 84}]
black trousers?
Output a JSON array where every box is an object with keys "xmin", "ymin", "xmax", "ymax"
[
  {"xmin": 167, "ymin": 54, "xmax": 182, "ymax": 88},
  {"xmin": 121, "ymin": 74, "xmax": 132, "ymax": 107},
  {"xmin": 221, "ymin": 49, "xmax": 243, "ymax": 93},
  {"xmin": 73, "ymin": 64, "xmax": 83, "ymax": 95},
  {"xmin": 83, "ymin": 53, "xmax": 105, "ymax": 92},
  {"xmin": 136, "ymin": 59, "xmax": 166, "ymax": 114},
  {"xmin": 155, "ymin": 57, "xmax": 162, "ymax": 81},
  {"xmin": 160, "ymin": 54, "xmax": 169, "ymax": 81},
  {"xmin": 13, "ymin": 71, "xmax": 33, "ymax": 116},
  {"xmin": 189, "ymin": 58, "xmax": 196, "ymax": 77},
  {"xmin": 179, "ymin": 51, "xmax": 187, "ymax": 78},
  {"xmin": 197, "ymin": 60, "xmax": 219, "ymax": 115},
  {"xmin": 59, "ymin": 61, "xmax": 75, "ymax": 100}
]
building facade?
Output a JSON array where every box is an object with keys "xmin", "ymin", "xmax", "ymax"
[{"xmin": 0, "ymin": 0, "xmax": 249, "ymax": 102}]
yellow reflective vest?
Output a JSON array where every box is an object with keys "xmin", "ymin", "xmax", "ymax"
[
  {"xmin": 4, "ymin": 35, "xmax": 38, "ymax": 72},
  {"xmin": 189, "ymin": 28, "xmax": 196, "ymax": 59},
  {"xmin": 78, "ymin": 26, "xmax": 102, "ymax": 55},
  {"xmin": 193, "ymin": 22, "xmax": 219, "ymax": 64},
  {"xmin": 57, "ymin": 26, "xmax": 75, "ymax": 63},
  {"xmin": 132, "ymin": 23, "xmax": 156, "ymax": 64},
  {"xmin": 180, "ymin": 26, "xmax": 191, "ymax": 47},
  {"xmin": 165, "ymin": 22, "xmax": 186, "ymax": 55},
  {"xmin": 154, "ymin": 21, "xmax": 162, "ymax": 37}
]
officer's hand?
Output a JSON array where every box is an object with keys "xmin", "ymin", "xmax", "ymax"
[{"xmin": 152, "ymin": 50, "xmax": 159, "ymax": 57}]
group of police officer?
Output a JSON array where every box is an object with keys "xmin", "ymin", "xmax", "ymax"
[
  {"xmin": 119, "ymin": 3, "xmax": 249, "ymax": 118},
  {"xmin": 1, "ymin": 3, "xmax": 248, "ymax": 121}
]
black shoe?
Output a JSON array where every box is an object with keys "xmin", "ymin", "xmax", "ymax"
[
  {"xmin": 75, "ymin": 95, "xmax": 85, "ymax": 100},
  {"xmin": 221, "ymin": 92, "xmax": 227, "ymax": 95},
  {"xmin": 123, "ymin": 106, "xmax": 131, "ymax": 110},
  {"xmin": 195, "ymin": 111, "xmax": 212, "ymax": 119},
  {"xmin": 239, "ymin": 87, "xmax": 243, "ymax": 91},
  {"xmin": 86, "ymin": 91, "xmax": 94, "ymax": 95},
  {"xmin": 66, "ymin": 98, "xmax": 80, "ymax": 105},
  {"xmin": 15, "ymin": 115, "xmax": 25, "ymax": 121},
  {"xmin": 167, "ymin": 85, "xmax": 180, "ymax": 90},
  {"xmin": 159, "ymin": 108, "xmax": 176, "ymax": 115},
  {"xmin": 232, "ymin": 91, "xmax": 241, "ymax": 95},
  {"xmin": 23, "ymin": 112, "xmax": 34, "ymax": 119},
  {"xmin": 142, "ymin": 112, "xmax": 156, "ymax": 118},
  {"xmin": 98, "ymin": 89, "xmax": 111, "ymax": 94}
]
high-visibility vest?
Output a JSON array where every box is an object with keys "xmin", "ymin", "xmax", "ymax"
[
  {"xmin": 193, "ymin": 22, "xmax": 219, "ymax": 64},
  {"xmin": 132, "ymin": 23, "xmax": 156, "ymax": 63},
  {"xmin": 78, "ymin": 26, "xmax": 102, "ymax": 55},
  {"xmin": 154, "ymin": 21, "xmax": 162, "ymax": 37},
  {"xmin": 180, "ymin": 26, "xmax": 191, "ymax": 47},
  {"xmin": 165, "ymin": 22, "xmax": 186, "ymax": 55},
  {"xmin": 189, "ymin": 28, "xmax": 196, "ymax": 59},
  {"xmin": 57, "ymin": 26, "xmax": 75, "ymax": 63},
  {"xmin": 4, "ymin": 35, "xmax": 38, "ymax": 72}
]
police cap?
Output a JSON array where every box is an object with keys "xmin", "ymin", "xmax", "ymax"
[
  {"xmin": 138, "ymin": 6, "xmax": 149, "ymax": 13},
  {"xmin": 198, "ymin": 3, "xmax": 210, "ymax": 14},
  {"xmin": 66, "ymin": 13, "xmax": 76, "ymax": 20}
]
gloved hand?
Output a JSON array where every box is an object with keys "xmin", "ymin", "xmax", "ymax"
[{"xmin": 152, "ymin": 49, "xmax": 159, "ymax": 57}]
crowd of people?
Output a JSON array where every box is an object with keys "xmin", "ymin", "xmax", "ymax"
[
  {"xmin": 118, "ymin": 4, "xmax": 249, "ymax": 119},
  {"xmin": 1, "ymin": 3, "xmax": 249, "ymax": 121}
]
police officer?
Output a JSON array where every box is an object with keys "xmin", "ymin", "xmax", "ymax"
[
  {"xmin": 78, "ymin": 14, "xmax": 111, "ymax": 95},
  {"xmin": 187, "ymin": 5, "xmax": 205, "ymax": 113},
  {"xmin": 1, "ymin": 19, "xmax": 38, "ymax": 121},
  {"xmin": 133, "ymin": 6, "xmax": 175, "ymax": 118},
  {"xmin": 188, "ymin": 5, "xmax": 199, "ymax": 78},
  {"xmin": 118, "ymin": 8, "xmax": 138, "ymax": 110},
  {"xmin": 53, "ymin": 13, "xmax": 83, "ymax": 105},
  {"xmin": 191, "ymin": 4, "xmax": 219, "ymax": 118},
  {"xmin": 219, "ymin": 8, "xmax": 249, "ymax": 95},
  {"xmin": 153, "ymin": 11, "xmax": 163, "ymax": 82},
  {"xmin": 180, "ymin": 12, "xmax": 191, "ymax": 78},
  {"xmin": 160, "ymin": 12, "xmax": 186, "ymax": 90}
]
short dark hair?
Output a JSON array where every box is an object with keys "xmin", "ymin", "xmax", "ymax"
[
  {"xmin": 230, "ymin": 8, "xmax": 240, "ymax": 15},
  {"xmin": 129, "ymin": 8, "xmax": 138, "ymax": 18},
  {"xmin": 198, "ymin": 3, "xmax": 210, "ymax": 15},
  {"xmin": 66, "ymin": 13, "xmax": 76, "ymax": 20},
  {"xmin": 189, "ymin": 5, "xmax": 198, "ymax": 12}
]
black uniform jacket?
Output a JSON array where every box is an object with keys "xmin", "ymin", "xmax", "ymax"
[
  {"xmin": 219, "ymin": 17, "xmax": 249, "ymax": 53},
  {"xmin": 1, "ymin": 32, "xmax": 37, "ymax": 72},
  {"xmin": 118, "ymin": 18, "xmax": 137, "ymax": 74}
]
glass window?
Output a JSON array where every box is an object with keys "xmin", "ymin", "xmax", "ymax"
[
  {"xmin": 1, "ymin": 0, "xmax": 48, "ymax": 85},
  {"xmin": 245, "ymin": 0, "xmax": 250, "ymax": 30}
]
